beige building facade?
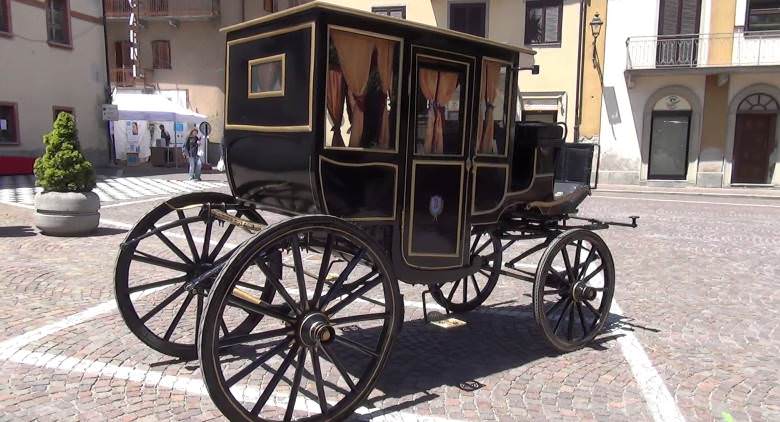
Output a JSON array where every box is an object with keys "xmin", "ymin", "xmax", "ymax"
[
  {"xmin": 600, "ymin": 0, "xmax": 780, "ymax": 187},
  {"xmin": 0, "ymin": 0, "xmax": 109, "ymax": 169}
]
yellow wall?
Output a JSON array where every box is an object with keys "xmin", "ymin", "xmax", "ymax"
[
  {"xmin": 0, "ymin": 0, "xmax": 109, "ymax": 164},
  {"xmin": 580, "ymin": 0, "xmax": 607, "ymax": 139},
  {"xmin": 518, "ymin": 0, "xmax": 581, "ymax": 140},
  {"xmin": 707, "ymin": 0, "xmax": 736, "ymax": 66}
]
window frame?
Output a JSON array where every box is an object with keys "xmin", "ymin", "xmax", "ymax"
[
  {"xmin": 523, "ymin": 109, "xmax": 558, "ymax": 123},
  {"xmin": 448, "ymin": 1, "xmax": 488, "ymax": 38},
  {"xmin": 263, "ymin": 0, "xmax": 275, "ymax": 13},
  {"xmin": 247, "ymin": 53, "xmax": 286, "ymax": 99},
  {"xmin": 524, "ymin": 0, "xmax": 563, "ymax": 46},
  {"xmin": 0, "ymin": 0, "xmax": 12, "ymax": 38},
  {"xmin": 0, "ymin": 102, "xmax": 20, "ymax": 146},
  {"xmin": 46, "ymin": 0, "xmax": 72, "ymax": 48},
  {"xmin": 151, "ymin": 40, "xmax": 172, "ymax": 69},
  {"xmin": 745, "ymin": 0, "xmax": 780, "ymax": 32},
  {"xmin": 52, "ymin": 106, "xmax": 75, "ymax": 122},
  {"xmin": 647, "ymin": 109, "xmax": 692, "ymax": 180},
  {"xmin": 372, "ymin": 5, "xmax": 406, "ymax": 19}
]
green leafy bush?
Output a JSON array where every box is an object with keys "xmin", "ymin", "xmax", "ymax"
[{"xmin": 34, "ymin": 112, "xmax": 96, "ymax": 192}]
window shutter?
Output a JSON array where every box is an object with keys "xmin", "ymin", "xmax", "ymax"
[
  {"xmin": 544, "ymin": 5, "xmax": 560, "ymax": 42},
  {"xmin": 680, "ymin": 0, "xmax": 700, "ymax": 34},
  {"xmin": 659, "ymin": 0, "xmax": 681, "ymax": 34},
  {"xmin": 263, "ymin": 0, "xmax": 274, "ymax": 13}
]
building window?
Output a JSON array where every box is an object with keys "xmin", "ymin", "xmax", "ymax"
[
  {"xmin": 0, "ymin": 0, "xmax": 11, "ymax": 36},
  {"xmin": 263, "ymin": 0, "xmax": 275, "ymax": 13},
  {"xmin": 152, "ymin": 40, "xmax": 171, "ymax": 69},
  {"xmin": 372, "ymin": 6, "xmax": 406, "ymax": 19},
  {"xmin": 747, "ymin": 0, "xmax": 780, "ymax": 31},
  {"xmin": 249, "ymin": 54, "xmax": 285, "ymax": 98},
  {"xmin": 0, "ymin": 103, "xmax": 19, "ymax": 145},
  {"xmin": 449, "ymin": 2, "xmax": 487, "ymax": 38},
  {"xmin": 46, "ymin": 0, "xmax": 71, "ymax": 46},
  {"xmin": 523, "ymin": 110, "xmax": 558, "ymax": 123},
  {"xmin": 525, "ymin": 0, "xmax": 563, "ymax": 45},
  {"xmin": 53, "ymin": 106, "xmax": 74, "ymax": 122}
]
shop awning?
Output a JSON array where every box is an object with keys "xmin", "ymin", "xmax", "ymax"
[{"xmin": 112, "ymin": 93, "xmax": 206, "ymax": 123}]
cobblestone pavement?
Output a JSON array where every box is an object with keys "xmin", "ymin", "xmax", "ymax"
[{"xmin": 0, "ymin": 185, "xmax": 778, "ymax": 421}]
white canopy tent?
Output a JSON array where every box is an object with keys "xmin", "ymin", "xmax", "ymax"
[{"xmin": 111, "ymin": 93, "xmax": 208, "ymax": 163}]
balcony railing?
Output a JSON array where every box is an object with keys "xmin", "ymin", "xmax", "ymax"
[
  {"xmin": 105, "ymin": 0, "xmax": 218, "ymax": 19},
  {"xmin": 110, "ymin": 67, "xmax": 154, "ymax": 87},
  {"xmin": 626, "ymin": 31, "xmax": 780, "ymax": 70}
]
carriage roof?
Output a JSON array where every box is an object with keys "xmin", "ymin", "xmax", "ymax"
[{"xmin": 221, "ymin": 1, "xmax": 536, "ymax": 57}]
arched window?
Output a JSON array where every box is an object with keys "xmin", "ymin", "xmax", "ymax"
[{"xmin": 738, "ymin": 93, "xmax": 779, "ymax": 113}]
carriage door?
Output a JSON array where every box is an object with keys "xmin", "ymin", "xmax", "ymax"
[{"xmin": 402, "ymin": 50, "xmax": 474, "ymax": 269}]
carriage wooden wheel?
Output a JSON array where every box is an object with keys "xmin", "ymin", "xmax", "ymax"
[
  {"xmin": 430, "ymin": 230, "xmax": 502, "ymax": 313},
  {"xmin": 199, "ymin": 216, "xmax": 402, "ymax": 422},
  {"xmin": 114, "ymin": 192, "xmax": 275, "ymax": 360},
  {"xmin": 532, "ymin": 229, "xmax": 616, "ymax": 352}
]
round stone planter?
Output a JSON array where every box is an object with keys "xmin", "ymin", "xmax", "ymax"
[{"xmin": 34, "ymin": 191, "xmax": 100, "ymax": 236}]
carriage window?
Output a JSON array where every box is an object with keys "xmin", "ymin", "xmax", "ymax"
[
  {"xmin": 415, "ymin": 62, "xmax": 466, "ymax": 155},
  {"xmin": 476, "ymin": 59, "xmax": 510, "ymax": 155},
  {"xmin": 248, "ymin": 54, "xmax": 285, "ymax": 98},
  {"xmin": 325, "ymin": 28, "xmax": 400, "ymax": 151}
]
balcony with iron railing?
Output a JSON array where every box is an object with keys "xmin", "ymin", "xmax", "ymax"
[
  {"xmin": 110, "ymin": 67, "xmax": 155, "ymax": 88},
  {"xmin": 626, "ymin": 31, "xmax": 780, "ymax": 71},
  {"xmin": 105, "ymin": 0, "xmax": 218, "ymax": 20}
]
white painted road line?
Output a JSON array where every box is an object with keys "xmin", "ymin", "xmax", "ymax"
[
  {"xmin": 610, "ymin": 300, "xmax": 686, "ymax": 422},
  {"xmin": 594, "ymin": 194, "xmax": 780, "ymax": 209}
]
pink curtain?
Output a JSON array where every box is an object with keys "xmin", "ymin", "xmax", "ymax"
[
  {"xmin": 418, "ymin": 69, "xmax": 460, "ymax": 154},
  {"xmin": 477, "ymin": 61, "xmax": 502, "ymax": 154},
  {"xmin": 326, "ymin": 68, "xmax": 345, "ymax": 147},
  {"xmin": 331, "ymin": 30, "xmax": 376, "ymax": 147},
  {"xmin": 374, "ymin": 38, "xmax": 396, "ymax": 149}
]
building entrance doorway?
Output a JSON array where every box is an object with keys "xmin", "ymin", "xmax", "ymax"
[{"xmin": 732, "ymin": 93, "xmax": 778, "ymax": 185}]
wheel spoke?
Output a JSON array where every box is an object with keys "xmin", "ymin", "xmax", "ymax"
[
  {"xmin": 470, "ymin": 275, "xmax": 481, "ymax": 296},
  {"xmin": 553, "ymin": 298, "xmax": 572, "ymax": 334},
  {"xmin": 543, "ymin": 289, "xmax": 563, "ymax": 296},
  {"xmin": 583, "ymin": 299, "xmax": 601, "ymax": 319},
  {"xmin": 256, "ymin": 259, "xmax": 301, "ymax": 315},
  {"xmin": 566, "ymin": 301, "xmax": 575, "ymax": 341},
  {"xmin": 220, "ymin": 319, "xmax": 229, "ymax": 337},
  {"xmin": 128, "ymin": 275, "xmax": 187, "ymax": 294},
  {"xmin": 153, "ymin": 230, "xmax": 194, "ymax": 266},
  {"xmin": 250, "ymin": 344, "xmax": 299, "ymax": 415},
  {"xmin": 319, "ymin": 344, "xmax": 356, "ymax": 391},
  {"xmin": 330, "ymin": 312, "xmax": 386, "ymax": 326},
  {"xmin": 577, "ymin": 246, "xmax": 597, "ymax": 280},
  {"xmin": 227, "ymin": 296, "xmax": 296, "ymax": 324},
  {"xmin": 325, "ymin": 275, "xmax": 382, "ymax": 316},
  {"xmin": 207, "ymin": 212, "xmax": 240, "ymax": 262},
  {"xmin": 176, "ymin": 210, "xmax": 200, "ymax": 261},
  {"xmin": 132, "ymin": 250, "xmax": 190, "ymax": 273},
  {"xmin": 140, "ymin": 285, "xmax": 187, "ymax": 323},
  {"xmin": 582, "ymin": 263, "xmax": 605, "ymax": 284},
  {"xmin": 576, "ymin": 302, "xmax": 588, "ymax": 336},
  {"xmin": 201, "ymin": 217, "xmax": 213, "ymax": 261},
  {"xmin": 163, "ymin": 292, "xmax": 194, "ymax": 341},
  {"xmin": 545, "ymin": 295, "xmax": 567, "ymax": 317},
  {"xmin": 225, "ymin": 336, "xmax": 292, "ymax": 388},
  {"xmin": 462, "ymin": 276, "xmax": 468, "ymax": 303},
  {"xmin": 319, "ymin": 248, "xmax": 367, "ymax": 308},
  {"xmin": 573, "ymin": 240, "xmax": 583, "ymax": 273},
  {"xmin": 333, "ymin": 336, "xmax": 379, "ymax": 358},
  {"xmin": 309, "ymin": 348, "xmax": 328, "ymax": 413},
  {"xmin": 284, "ymin": 348, "xmax": 306, "ymax": 422},
  {"xmin": 561, "ymin": 246, "xmax": 576, "ymax": 285},
  {"xmin": 446, "ymin": 279, "xmax": 461, "ymax": 303},
  {"xmin": 312, "ymin": 234, "xmax": 334, "ymax": 304},
  {"xmin": 290, "ymin": 237, "xmax": 308, "ymax": 311},
  {"xmin": 220, "ymin": 327, "xmax": 291, "ymax": 348}
]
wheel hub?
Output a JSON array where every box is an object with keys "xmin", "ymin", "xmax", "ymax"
[
  {"xmin": 571, "ymin": 281, "xmax": 597, "ymax": 302},
  {"xmin": 297, "ymin": 312, "xmax": 335, "ymax": 348}
]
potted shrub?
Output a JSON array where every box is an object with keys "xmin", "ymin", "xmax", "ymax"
[{"xmin": 33, "ymin": 112, "xmax": 100, "ymax": 236}]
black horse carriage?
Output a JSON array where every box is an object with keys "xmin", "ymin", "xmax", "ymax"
[{"xmin": 115, "ymin": 3, "xmax": 637, "ymax": 421}]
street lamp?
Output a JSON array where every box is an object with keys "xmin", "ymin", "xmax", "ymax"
[{"xmin": 590, "ymin": 12, "xmax": 603, "ymax": 41}]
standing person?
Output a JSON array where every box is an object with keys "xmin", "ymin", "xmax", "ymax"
[
  {"xmin": 183, "ymin": 128, "xmax": 202, "ymax": 181},
  {"xmin": 159, "ymin": 124, "xmax": 171, "ymax": 146}
]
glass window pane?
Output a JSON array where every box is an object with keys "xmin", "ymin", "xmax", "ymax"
[
  {"xmin": 649, "ymin": 113, "xmax": 690, "ymax": 179},
  {"xmin": 477, "ymin": 61, "xmax": 509, "ymax": 155},
  {"xmin": 325, "ymin": 29, "xmax": 400, "ymax": 150},
  {"xmin": 249, "ymin": 57, "xmax": 284, "ymax": 96},
  {"xmin": 0, "ymin": 105, "xmax": 17, "ymax": 144},
  {"xmin": 415, "ymin": 65, "xmax": 465, "ymax": 155}
]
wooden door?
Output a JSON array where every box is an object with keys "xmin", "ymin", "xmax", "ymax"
[{"xmin": 732, "ymin": 114, "xmax": 776, "ymax": 184}]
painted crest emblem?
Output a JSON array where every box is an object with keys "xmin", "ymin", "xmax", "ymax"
[{"xmin": 429, "ymin": 195, "xmax": 444, "ymax": 222}]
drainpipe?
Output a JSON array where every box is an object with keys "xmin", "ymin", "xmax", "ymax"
[
  {"xmin": 573, "ymin": 0, "xmax": 587, "ymax": 142},
  {"xmin": 101, "ymin": 0, "xmax": 115, "ymax": 164}
]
